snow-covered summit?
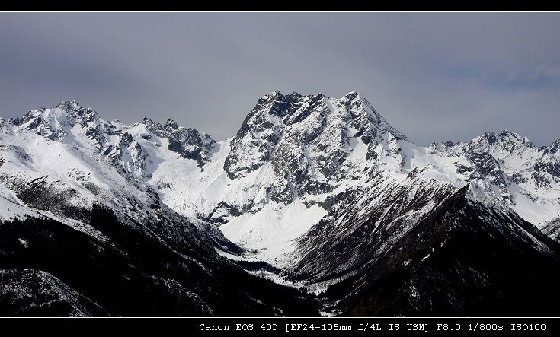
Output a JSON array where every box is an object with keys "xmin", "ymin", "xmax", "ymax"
[
  {"xmin": 9, "ymin": 100, "xmax": 101, "ymax": 142},
  {"xmin": 141, "ymin": 117, "xmax": 216, "ymax": 167},
  {"xmin": 2, "ymin": 95, "xmax": 559, "ymax": 317},
  {"xmin": 225, "ymin": 90, "xmax": 406, "ymax": 185}
]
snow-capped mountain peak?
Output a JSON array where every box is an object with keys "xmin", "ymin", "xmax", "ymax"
[
  {"xmin": 2, "ymin": 90, "xmax": 560, "ymax": 317},
  {"xmin": 2, "ymin": 91, "xmax": 559, "ymax": 268},
  {"xmin": 2, "ymin": 91, "xmax": 560, "ymax": 317},
  {"xmin": 466, "ymin": 130, "xmax": 535, "ymax": 156},
  {"xmin": 224, "ymin": 91, "xmax": 407, "ymax": 180},
  {"xmin": 9, "ymin": 100, "xmax": 100, "ymax": 141}
]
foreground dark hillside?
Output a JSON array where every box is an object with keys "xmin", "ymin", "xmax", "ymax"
[
  {"xmin": 0, "ymin": 206, "xmax": 319, "ymax": 316},
  {"xmin": 299, "ymin": 188, "xmax": 560, "ymax": 316}
]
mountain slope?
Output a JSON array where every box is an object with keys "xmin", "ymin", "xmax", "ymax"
[
  {"xmin": 0, "ymin": 101, "xmax": 319, "ymax": 316},
  {"xmin": 292, "ymin": 187, "xmax": 560, "ymax": 316},
  {"xmin": 0, "ymin": 268, "xmax": 106, "ymax": 316},
  {"xmin": 0, "ymin": 205, "xmax": 319, "ymax": 316}
]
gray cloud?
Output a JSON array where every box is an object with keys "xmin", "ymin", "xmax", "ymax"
[{"xmin": 1, "ymin": 12, "xmax": 559, "ymax": 145}]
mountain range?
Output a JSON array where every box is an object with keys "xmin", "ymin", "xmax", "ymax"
[{"xmin": 1, "ymin": 91, "xmax": 559, "ymax": 316}]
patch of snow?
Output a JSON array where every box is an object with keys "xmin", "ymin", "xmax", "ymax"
[
  {"xmin": 246, "ymin": 269, "xmax": 300, "ymax": 289},
  {"xmin": 18, "ymin": 238, "xmax": 28, "ymax": 248},
  {"xmin": 220, "ymin": 200, "xmax": 327, "ymax": 267}
]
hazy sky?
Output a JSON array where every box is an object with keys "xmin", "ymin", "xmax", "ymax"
[{"xmin": 1, "ymin": 12, "xmax": 559, "ymax": 145}]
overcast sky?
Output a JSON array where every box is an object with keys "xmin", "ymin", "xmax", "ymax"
[{"xmin": 1, "ymin": 12, "xmax": 559, "ymax": 145}]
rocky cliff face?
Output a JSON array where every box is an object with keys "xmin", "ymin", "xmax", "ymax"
[{"xmin": 224, "ymin": 91, "xmax": 406, "ymax": 203}]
